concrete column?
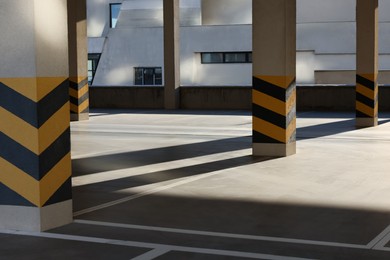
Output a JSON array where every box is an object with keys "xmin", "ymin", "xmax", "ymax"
[
  {"xmin": 0, "ymin": 0, "xmax": 72, "ymax": 231},
  {"xmin": 163, "ymin": 0, "xmax": 180, "ymax": 109},
  {"xmin": 252, "ymin": 0, "xmax": 296, "ymax": 157},
  {"xmin": 68, "ymin": 0, "xmax": 89, "ymax": 121},
  {"xmin": 356, "ymin": 0, "xmax": 378, "ymax": 127}
]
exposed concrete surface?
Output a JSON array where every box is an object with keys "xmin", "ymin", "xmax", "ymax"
[
  {"xmin": 2, "ymin": 110, "xmax": 390, "ymax": 259},
  {"xmin": 90, "ymin": 85, "xmax": 390, "ymax": 111}
]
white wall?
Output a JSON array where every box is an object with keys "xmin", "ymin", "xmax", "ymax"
[
  {"xmin": 89, "ymin": 0, "xmax": 390, "ymax": 86},
  {"xmin": 201, "ymin": 0, "xmax": 251, "ymax": 25},
  {"xmin": 93, "ymin": 25, "xmax": 252, "ymax": 86}
]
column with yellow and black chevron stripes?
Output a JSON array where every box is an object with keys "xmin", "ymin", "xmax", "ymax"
[
  {"xmin": 252, "ymin": 0, "xmax": 296, "ymax": 157},
  {"xmin": 356, "ymin": 0, "xmax": 378, "ymax": 127},
  {"xmin": 68, "ymin": 0, "xmax": 89, "ymax": 121},
  {"xmin": 0, "ymin": 0, "xmax": 72, "ymax": 231}
]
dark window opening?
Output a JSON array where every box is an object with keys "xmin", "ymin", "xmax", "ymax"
[
  {"xmin": 201, "ymin": 52, "xmax": 252, "ymax": 64},
  {"xmin": 134, "ymin": 67, "xmax": 162, "ymax": 85},
  {"xmin": 88, "ymin": 53, "xmax": 101, "ymax": 85}
]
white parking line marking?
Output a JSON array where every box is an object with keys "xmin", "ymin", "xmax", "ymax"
[
  {"xmin": 75, "ymin": 219, "xmax": 368, "ymax": 250},
  {"xmin": 367, "ymin": 224, "xmax": 390, "ymax": 249},
  {"xmin": 73, "ymin": 159, "xmax": 248, "ymax": 217},
  {"xmin": 0, "ymin": 229, "xmax": 315, "ymax": 260},
  {"xmin": 131, "ymin": 248, "xmax": 170, "ymax": 260}
]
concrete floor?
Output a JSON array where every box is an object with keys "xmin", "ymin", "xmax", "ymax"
[{"xmin": 2, "ymin": 110, "xmax": 390, "ymax": 259}]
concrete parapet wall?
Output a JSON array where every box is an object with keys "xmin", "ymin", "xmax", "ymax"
[
  {"xmin": 90, "ymin": 86, "xmax": 164, "ymax": 109},
  {"xmin": 90, "ymin": 85, "xmax": 390, "ymax": 111},
  {"xmin": 180, "ymin": 86, "xmax": 251, "ymax": 110}
]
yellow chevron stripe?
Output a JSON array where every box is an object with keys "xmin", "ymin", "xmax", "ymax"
[
  {"xmin": 253, "ymin": 116, "xmax": 287, "ymax": 143},
  {"xmin": 36, "ymin": 77, "xmax": 68, "ymax": 101},
  {"xmin": 69, "ymin": 83, "xmax": 88, "ymax": 99},
  {"xmin": 0, "ymin": 103, "xmax": 69, "ymax": 155},
  {"xmin": 356, "ymin": 83, "xmax": 377, "ymax": 100},
  {"xmin": 0, "ymin": 107, "xmax": 39, "ymax": 154},
  {"xmin": 71, "ymin": 99, "xmax": 89, "ymax": 113},
  {"xmin": 0, "ymin": 77, "xmax": 67, "ymax": 102},
  {"xmin": 39, "ymin": 103, "xmax": 70, "ymax": 153},
  {"xmin": 252, "ymin": 90, "xmax": 285, "ymax": 116},
  {"xmin": 0, "ymin": 157, "xmax": 40, "ymax": 206},
  {"xmin": 40, "ymin": 153, "xmax": 71, "ymax": 207},
  {"xmin": 79, "ymin": 99, "xmax": 89, "ymax": 113},
  {"xmin": 358, "ymin": 73, "xmax": 377, "ymax": 82},
  {"xmin": 254, "ymin": 75, "xmax": 295, "ymax": 89},
  {"xmin": 0, "ymin": 153, "xmax": 71, "ymax": 207},
  {"xmin": 70, "ymin": 103, "xmax": 78, "ymax": 113},
  {"xmin": 69, "ymin": 76, "xmax": 87, "ymax": 83},
  {"xmin": 356, "ymin": 101, "xmax": 377, "ymax": 117}
]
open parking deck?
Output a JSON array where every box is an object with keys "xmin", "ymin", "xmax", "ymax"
[{"xmin": 2, "ymin": 110, "xmax": 390, "ymax": 259}]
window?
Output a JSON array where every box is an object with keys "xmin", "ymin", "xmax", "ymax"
[
  {"xmin": 134, "ymin": 67, "xmax": 162, "ymax": 85},
  {"xmin": 201, "ymin": 52, "xmax": 252, "ymax": 64},
  {"xmin": 110, "ymin": 3, "xmax": 121, "ymax": 28},
  {"xmin": 201, "ymin": 53, "xmax": 223, "ymax": 63},
  {"xmin": 88, "ymin": 53, "xmax": 101, "ymax": 85}
]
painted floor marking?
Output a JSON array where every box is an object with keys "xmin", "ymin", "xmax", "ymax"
[
  {"xmin": 0, "ymin": 229, "xmax": 314, "ymax": 260},
  {"xmin": 367, "ymin": 224, "xmax": 390, "ymax": 249},
  {"xmin": 73, "ymin": 157, "xmax": 248, "ymax": 217},
  {"xmin": 75, "ymin": 219, "xmax": 368, "ymax": 250},
  {"xmin": 131, "ymin": 248, "xmax": 170, "ymax": 260}
]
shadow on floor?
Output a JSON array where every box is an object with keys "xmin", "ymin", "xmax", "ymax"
[
  {"xmin": 72, "ymin": 136, "xmax": 252, "ymax": 177},
  {"xmin": 72, "ymin": 154, "xmax": 273, "ymax": 210},
  {"xmin": 297, "ymin": 117, "xmax": 390, "ymax": 140},
  {"xmin": 297, "ymin": 119, "xmax": 357, "ymax": 140},
  {"xmin": 64, "ymin": 191, "xmax": 390, "ymax": 259}
]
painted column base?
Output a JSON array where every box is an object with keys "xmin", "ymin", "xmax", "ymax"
[
  {"xmin": 70, "ymin": 113, "xmax": 89, "ymax": 122},
  {"xmin": 0, "ymin": 200, "xmax": 72, "ymax": 232},
  {"xmin": 253, "ymin": 142, "xmax": 296, "ymax": 157},
  {"xmin": 356, "ymin": 117, "xmax": 378, "ymax": 128}
]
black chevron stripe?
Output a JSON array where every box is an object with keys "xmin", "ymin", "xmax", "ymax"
[
  {"xmin": 37, "ymin": 79, "xmax": 69, "ymax": 127},
  {"xmin": 356, "ymin": 110, "xmax": 373, "ymax": 118},
  {"xmin": 253, "ymin": 130, "xmax": 282, "ymax": 144},
  {"xmin": 356, "ymin": 92, "xmax": 376, "ymax": 108},
  {"xmin": 69, "ymin": 78, "xmax": 88, "ymax": 91},
  {"xmin": 0, "ymin": 183, "xmax": 35, "ymax": 207},
  {"xmin": 0, "ymin": 82, "xmax": 38, "ymax": 128},
  {"xmin": 70, "ymin": 91, "xmax": 89, "ymax": 106},
  {"xmin": 0, "ymin": 129, "xmax": 70, "ymax": 181},
  {"xmin": 80, "ymin": 106, "xmax": 89, "ymax": 114},
  {"xmin": 253, "ymin": 103, "xmax": 286, "ymax": 129},
  {"xmin": 356, "ymin": 75, "xmax": 375, "ymax": 91},
  {"xmin": 253, "ymin": 77, "xmax": 286, "ymax": 102},
  {"xmin": 43, "ymin": 178, "xmax": 72, "ymax": 207},
  {"xmin": 39, "ymin": 128, "xmax": 71, "ymax": 179},
  {"xmin": 0, "ymin": 80, "xmax": 69, "ymax": 128},
  {"xmin": 253, "ymin": 102, "xmax": 296, "ymax": 130}
]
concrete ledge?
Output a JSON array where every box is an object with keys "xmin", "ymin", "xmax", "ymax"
[{"xmin": 89, "ymin": 85, "xmax": 390, "ymax": 111}]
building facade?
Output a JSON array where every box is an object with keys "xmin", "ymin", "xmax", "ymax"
[{"xmin": 87, "ymin": 0, "xmax": 390, "ymax": 86}]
